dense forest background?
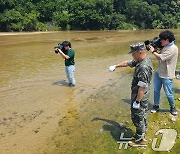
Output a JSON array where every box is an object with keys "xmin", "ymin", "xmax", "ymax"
[{"xmin": 0, "ymin": 0, "xmax": 179, "ymax": 31}]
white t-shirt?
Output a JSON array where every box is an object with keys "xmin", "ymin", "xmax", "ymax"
[{"xmin": 157, "ymin": 44, "xmax": 178, "ymax": 79}]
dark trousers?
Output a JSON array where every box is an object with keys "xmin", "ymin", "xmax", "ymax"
[{"xmin": 131, "ymin": 106, "xmax": 148, "ymax": 140}]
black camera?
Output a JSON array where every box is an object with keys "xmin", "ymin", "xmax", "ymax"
[
  {"xmin": 144, "ymin": 37, "xmax": 162, "ymax": 51},
  {"xmin": 54, "ymin": 43, "xmax": 64, "ymax": 54}
]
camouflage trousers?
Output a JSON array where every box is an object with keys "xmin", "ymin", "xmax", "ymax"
[{"xmin": 131, "ymin": 106, "xmax": 148, "ymax": 141}]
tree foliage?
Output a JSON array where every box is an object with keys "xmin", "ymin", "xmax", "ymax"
[{"xmin": 0, "ymin": 0, "xmax": 179, "ymax": 31}]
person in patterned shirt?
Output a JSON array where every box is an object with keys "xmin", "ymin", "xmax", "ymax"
[{"xmin": 108, "ymin": 42, "xmax": 153, "ymax": 147}]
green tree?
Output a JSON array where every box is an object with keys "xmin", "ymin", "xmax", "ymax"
[
  {"xmin": 22, "ymin": 11, "xmax": 40, "ymax": 31},
  {"xmin": 0, "ymin": 0, "xmax": 179, "ymax": 31},
  {"xmin": 0, "ymin": 0, "xmax": 15, "ymax": 13},
  {"xmin": 0, "ymin": 9, "xmax": 22, "ymax": 31},
  {"xmin": 161, "ymin": 13, "xmax": 178, "ymax": 29},
  {"xmin": 125, "ymin": 0, "xmax": 163, "ymax": 29},
  {"xmin": 53, "ymin": 11, "xmax": 72, "ymax": 30},
  {"xmin": 36, "ymin": 0, "xmax": 56, "ymax": 22}
]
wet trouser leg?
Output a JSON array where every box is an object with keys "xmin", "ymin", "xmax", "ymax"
[
  {"xmin": 65, "ymin": 66, "xmax": 71, "ymax": 84},
  {"xmin": 65, "ymin": 65, "xmax": 76, "ymax": 85}
]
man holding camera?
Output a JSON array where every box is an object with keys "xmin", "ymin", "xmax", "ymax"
[
  {"xmin": 149, "ymin": 30, "xmax": 178, "ymax": 115},
  {"xmin": 109, "ymin": 42, "xmax": 153, "ymax": 147},
  {"xmin": 56, "ymin": 41, "xmax": 76, "ymax": 87}
]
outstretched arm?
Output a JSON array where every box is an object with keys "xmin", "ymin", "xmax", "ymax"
[
  {"xmin": 115, "ymin": 61, "xmax": 129, "ymax": 68},
  {"xmin": 109, "ymin": 61, "xmax": 130, "ymax": 72}
]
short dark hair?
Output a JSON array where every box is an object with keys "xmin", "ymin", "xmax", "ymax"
[
  {"xmin": 159, "ymin": 30, "xmax": 175, "ymax": 42},
  {"xmin": 62, "ymin": 41, "xmax": 71, "ymax": 48}
]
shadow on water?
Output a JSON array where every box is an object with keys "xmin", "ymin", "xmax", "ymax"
[
  {"xmin": 173, "ymin": 87, "xmax": 180, "ymax": 94},
  {"xmin": 52, "ymin": 80, "xmax": 69, "ymax": 87},
  {"xmin": 159, "ymin": 108, "xmax": 170, "ymax": 112},
  {"xmin": 121, "ymin": 99, "xmax": 131, "ymax": 105},
  {"xmin": 122, "ymin": 98, "xmax": 154, "ymax": 110},
  {"xmin": 92, "ymin": 117, "xmax": 133, "ymax": 141},
  {"xmin": 121, "ymin": 99, "xmax": 170, "ymax": 112}
]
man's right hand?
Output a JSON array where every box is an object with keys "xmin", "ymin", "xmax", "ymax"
[{"xmin": 108, "ymin": 65, "xmax": 116, "ymax": 72}]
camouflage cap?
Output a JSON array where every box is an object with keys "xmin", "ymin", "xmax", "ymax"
[{"xmin": 128, "ymin": 42, "xmax": 146, "ymax": 54}]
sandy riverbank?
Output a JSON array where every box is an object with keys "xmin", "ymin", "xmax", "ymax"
[{"xmin": 0, "ymin": 31, "xmax": 58, "ymax": 36}]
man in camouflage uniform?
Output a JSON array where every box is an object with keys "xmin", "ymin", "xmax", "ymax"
[{"xmin": 108, "ymin": 42, "xmax": 153, "ymax": 147}]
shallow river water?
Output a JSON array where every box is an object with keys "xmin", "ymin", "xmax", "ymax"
[{"xmin": 0, "ymin": 30, "xmax": 180, "ymax": 154}]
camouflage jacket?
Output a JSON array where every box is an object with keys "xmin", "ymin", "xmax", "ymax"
[{"xmin": 128, "ymin": 57, "xmax": 153, "ymax": 107}]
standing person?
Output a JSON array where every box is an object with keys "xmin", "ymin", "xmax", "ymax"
[
  {"xmin": 56, "ymin": 41, "xmax": 76, "ymax": 86},
  {"xmin": 109, "ymin": 42, "xmax": 153, "ymax": 147},
  {"xmin": 149, "ymin": 30, "xmax": 178, "ymax": 115}
]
